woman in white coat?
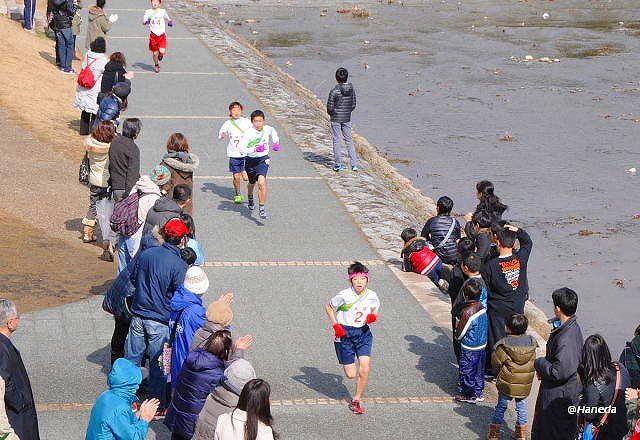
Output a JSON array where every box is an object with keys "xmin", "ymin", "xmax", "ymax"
[{"xmin": 74, "ymin": 37, "xmax": 108, "ymax": 135}]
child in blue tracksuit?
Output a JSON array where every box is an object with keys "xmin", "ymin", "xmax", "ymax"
[
  {"xmin": 454, "ymin": 277, "xmax": 488, "ymax": 403},
  {"xmin": 168, "ymin": 266, "xmax": 209, "ymax": 389}
]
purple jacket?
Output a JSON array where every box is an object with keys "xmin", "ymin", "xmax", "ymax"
[{"xmin": 164, "ymin": 349, "xmax": 225, "ymax": 438}]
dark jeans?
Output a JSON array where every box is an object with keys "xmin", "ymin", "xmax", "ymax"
[
  {"xmin": 23, "ymin": 0, "xmax": 36, "ymax": 29},
  {"xmin": 457, "ymin": 349, "xmax": 485, "ymax": 398},
  {"xmin": 80, "ymin": 111, "xmax": 96, "ymax": 135},
  {"xmin": 55, "ymin": 27, "xmax": 74, "ymax": 70},
  {"xmin": 111, "ymin": 314, "xmax": 131, "ymax": 365}
]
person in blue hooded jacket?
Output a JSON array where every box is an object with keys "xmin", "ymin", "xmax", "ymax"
[
  {"xmin": 85, "ymin": 358, "xmax": 159, "ymax": 440},
  {"xmin": 165, "ymin": 331, "xmax": 232, "ymax": 440},
  {"xmin": 168, "ymin": 266, "xmax": 209, "ymax": 390}
]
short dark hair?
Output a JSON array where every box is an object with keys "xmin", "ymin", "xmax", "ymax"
[
  {"xmin": 335, "ymin": 67, "xmax": 349, "ymax": 83},
  {"xmin": 491, "ymin": 220, "xmax": 507, "ymax": 235},
  {"xmin": 228, "ymin": 101, "xmax": 243, "ymax": 111},
  {"xmin": 90, "ymin": 37, "xmax": 106, "ymax": 54},
  {"xmin": 401, "ymin": 228, "xmax": 417, "ymax": 243},
  {"xmin": 173, "ymin": 185, "xmax": 192, "ymax": 204},
  {"xmin": 250, "ymin": 110, "xmax": 265, "ymax": 121},
  {"xmin": 457, "ymin": 237, "xmax": 475, "ymax": 260},
  {"xmin": 495, "ymin": 227, "xmax": 516, "ymax": 248},
  {"xmin": 462, "ymin": 278, "xmax": 482, "ymax": 301},
  {"xmin": 163, "ymin": 233, "xmax": 183, "ymax": 246},
  {"xmin": 96, "ymin": 0, "xmax": 106, "ymax": 8},
  {"xmin": 436, "ymin": 196, "xmax": 454, "ymax": 215},
  {"xmin": 122, "ymin": 118, "xmax": 142, "ymax": 139},
  {"xmin": 552, "ymin": 287, "xmax": 578, "ymax": 316},
  {"xmin": 348, "ymin": 261, "xmax": 369, "ymax": 276},
  {"xmin": 506, "ymin": 313, "xmax": 528, "ymax": 335},
  {"xmin": 180, "ymin": 247, "xmax": 197, "ymax": 266},
  {"xmin": 462, "ymin": 253, "xmax": 482, "ymax": 273},
  {"xmin": 473, "ymin": 210, "xmax": 493, "ymax": 229}
]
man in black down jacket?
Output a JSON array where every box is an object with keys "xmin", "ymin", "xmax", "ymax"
[
  {"xmin": 421, "ymin": 196, "xmax": 461, "ymax": 265},
  {"xmin": 48, "ymin": 0, "xmax": 76, "ymax": 73},
  {"xmin": 327, "ymin": 67, "xmax": 358, "ymax": 172},
  {"xmin": 109, "ymin": 118, "xmax": 142, "ymax": 202},
  {"xmin": 531, "ymin": 287, "xmax": 583, "ymax": 440},
  {"xmin": 0, "ymin": 299, "xmax": 40, "ymax": 440}
]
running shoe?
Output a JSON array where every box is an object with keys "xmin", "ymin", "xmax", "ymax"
[
  {"xmin": 475, "ymin": 394, "xmax": 485, "ymax": 402},
  {"xmin": 152, "ymin": 409, "xmax": 167, "ymax": 420},
  {"xmin": 348, "ymin": 399, "xmax": 365, "ymax": 414},
  {"xmin": 154, "ymin": 64, "xmax": 160, "ymax": 73},
  {"xmin": 248, "ymin": 198, "xmax": 255, "ymax": 210},
  {"xmin": 259, "ymin": 207, "xmax": 267, "ymax": 219},
  {"xmin": 333, "ymin": 165, "xmax": 345, "ymax": 172},
  {"xmin": 351, "ymin": 166, "xmax": 358, "ymax": 172},
  {"xmin": 233, "ymin": 194, "xmax": 243, "ymax": 204},
  {"xmin": 454, "ymin": 395, "xmax": 476, "ymax": 404}
]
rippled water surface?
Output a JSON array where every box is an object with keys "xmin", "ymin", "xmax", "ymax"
[{"xmin": 194, "ymin": 0, "xmax": 640, "ymax": 351}]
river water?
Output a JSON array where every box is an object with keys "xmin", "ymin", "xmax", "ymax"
[{"xmin": 195, "ymin": 0, "xmax": 640, "ymax": 352}]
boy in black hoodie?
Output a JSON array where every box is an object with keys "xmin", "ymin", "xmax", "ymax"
[{"xmin": 327, "ymin": 67, "xmax": 358, "ymax": 172}]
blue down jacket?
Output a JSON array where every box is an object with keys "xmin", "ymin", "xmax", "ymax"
[
  {"xmin": 93, "ymin": 95, "xmax": 122, "ymax": 128},
  {"xmin": 164, "ymin": 349, "xmax": 225, "ymax": 438}
]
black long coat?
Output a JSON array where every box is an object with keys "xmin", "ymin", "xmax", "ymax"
[
  {"xmin": 0, "ymin": 333, "xmax": 40, "ymax": 440},
  {"xmin": 531, "ymin": 315, "xmax": 584, "ymax": 440}
]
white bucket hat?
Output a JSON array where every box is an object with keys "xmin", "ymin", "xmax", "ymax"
[{"xmin": 184, "ymin": 266, "xmax": 209, "ymax": 295}]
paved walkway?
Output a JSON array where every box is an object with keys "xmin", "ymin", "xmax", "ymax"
[{"xmin": 13, "ymin": 1, "xmax": 503, "ymax": 438}]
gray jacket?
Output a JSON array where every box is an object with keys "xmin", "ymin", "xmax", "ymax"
[
  {"xmin": 192, "ymin": 385, "xmax": 239, "ymax": 440},
  {"xmin": 142, "ymin": 196, "xmax": 182, "ymax": 235},
  {"xmin": 531, "ymin": 315, "xmax": 584, "ymax": 440},
  {"xmin": 327, "ymin": 83, "xmax": 356, "ymax": 123}
]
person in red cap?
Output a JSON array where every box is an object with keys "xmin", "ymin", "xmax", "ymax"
[{"xmin": 126, "ymin": 217, "xmax": 189, "ymax": 418}]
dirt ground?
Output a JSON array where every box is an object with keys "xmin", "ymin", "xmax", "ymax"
[{"xmin": 0, "ymin": 17, "xmax": 114, "ymax": 313}]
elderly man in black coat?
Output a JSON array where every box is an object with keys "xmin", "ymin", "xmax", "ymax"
[
  {"xmin": 531, "ymin": 288, "xmax": 583, "ymax": 440},
  {"xmin": 0, "ymin": 299, "xmax": 40, "ymax": 440}
]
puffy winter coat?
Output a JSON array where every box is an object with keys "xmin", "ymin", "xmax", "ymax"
[
  {"xmin": 100, "ymin": 61, "xmax": 127, "ymax": 100},
  {"xmin": 193, "ymin": 384, "xmax": 240, "ymax": 440},
  {"xmin": 532, "ymin": 315, "xmax": 584, "ymax": 440},
  {"xmin": 85, "ymin": 6, "xmax": 112, "ymax": 50},
  {"xmin": 619, "ymin": 335, "xmax": 640, "ymax": 389},
  {"xmin": 86, "ymin": 135, "xmax": 111, "ymax": 188},
  {"xmin": 109, "ymin": 135, "xmax": 140, "ymax": 194},
  {"xmin": 74, "ymin": 51, "xmax": 108, "ymax": 114},
  {"xmin": 127, "ymin": 176, "xmax": 162, "ymax": 245},
  {"xmin": 103, "ymin": 256, "xmax": 136, "ymax": 318},
  {"xmin": 49, "ymin": 0, "xmax": 75, "ymax": 30},
  {"xmin": 142, "ymin": 196, "xmax": 182, "ymax": 235},
  {"xmin": 327, "ymin": 82, "xmax": 356, "ymax": 123},
  {"xmin": 85, "ymin": 358, "xmax": 149, "ymax": 440},
  {"xmin": 492, "ymin": 334, "xmax": 538, "ymax": 399},
  {"xmin": 161, "ymin": 152, "xmax": 199, "ymax": 215},
  {"xmin": 401, "ymin": 237, "xmax": 441, "ymax": 276},
  {"xmin": 421, "ymin": 215, "xmax": 461, "ymax": 265},
  {"xmin": 164, "ymin": 350, "xmax": 226, "ymax": 439},
  {"xmin": 71, "ymin": 0, "xmax": 82, "ymax": 35},
  {"xmin": 169, "ymin": 286, "xmax": 206, "ymax": 389},
  {"xmin": 454, "ymin": 300, "xmax": 487, "ymax": 351},
  {"xmin": 129, "ymin": 243, "xmax": 188, "ymax": 323},
  {"xmin": 94, "ymin": 95, "xmax": 122, "ymax": 128}
]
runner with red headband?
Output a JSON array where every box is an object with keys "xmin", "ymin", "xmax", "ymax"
[{"xmin": 324, "ymin": 261, "xmax": 380, "ymax": 414}]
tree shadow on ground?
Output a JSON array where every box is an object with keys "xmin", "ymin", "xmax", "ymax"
[
  {"xmin": 132, "ymin": 62, "xmax": 155, "ymax": 72},
  {"xmin": 302, "ymin": 151, "xmax": 333, "ymax": 169},
  {"xmin": 405, "ymin": 330, "xmax": 458, "ymax": 394},
  {"xmin": 38, "ymin": 50, "xmax": 57, "ymax": 66},
  {"xmin": 200, "ymin": 182, "xmax": 264, "ymax": 226},
  {"xmin": 86, "ymin": 344, "xmax": 111, "ymax": 376},
  {"xmin": 453, "ymin": 401, "xmax": 496, "ymax": 438},
  {"xmin": 292, "ymin": 366, "xmax": 351, "ymax": 400},
  {"xmin": 89, "ymin": 279, "xmax": 113, "ymax": 296}
]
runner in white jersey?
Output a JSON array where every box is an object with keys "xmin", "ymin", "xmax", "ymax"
[
  {"xmin": 241, "ymin": 110, "xmax": 280, "ymax": 219},
  {"xmin": 218, "ymin": 102, "xmax": 253, "ymax": 203},
  {"xmin": 143, "ymin": 0, "xmax": 172, "ymax": 73},
  {"xmin": 325, "ymin": 262, "xmax": 380, "ymax": 415}
]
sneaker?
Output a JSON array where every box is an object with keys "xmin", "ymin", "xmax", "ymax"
[
  {"xmin": 475, "ymin": 394, "xmax": 485, "ymax": 402},
  {"xmin": 333, "ymin": 165, "xmax": 345, "ymax": 172},
  {"xmin": 67, "ymin": 69, "xmax": 77, "ymax": 75},
  {"xmin": 259, "ymin": 207, "xmax": 267, "ymax": 219},
  {"xmin": 351, "ymin": 166, "xmax": 358, "ymax": 172},
  {"xmin": 154, "ymin": 64, "xmax": 160, "ymax": 73},
  {"xmin": 348, "ymin": 399, "xmax": 365, "ymax": 414},
  {"xmin": 233, "ymin": 194, "xmax": 243, "ymax": 204},
  {"xmin": 152, "ymin": 409, "xmax": 167, "ymax": 421},
  {"xmin": 454, "ymin": 395, "xmax": 476, "ymax": 404},
  {"xmin": 247, "ymin": 198, "xmax": 255, "ymax": 210},
  {"xmin": 484, "ymin": 373, "xmax": 496, "ymax": 381},
  {"xmin": 99, "ymin": 249, "xmax": 114, "ymax": 262}
]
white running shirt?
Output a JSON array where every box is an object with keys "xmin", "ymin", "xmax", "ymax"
[
  {"xmin": 330, "ymin": 288, "xmax": 380, "ymax": 328},
  {"xmin": 144, "ymin": 8, "xmax": 170, "ymax": 36},
  {"xmin": 243, "ymin": 125, "xmax": 279, "ymax": 158},
  {"xmin": 218, "ymin": 117, "xmax": 252, "ymax": 158}
]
